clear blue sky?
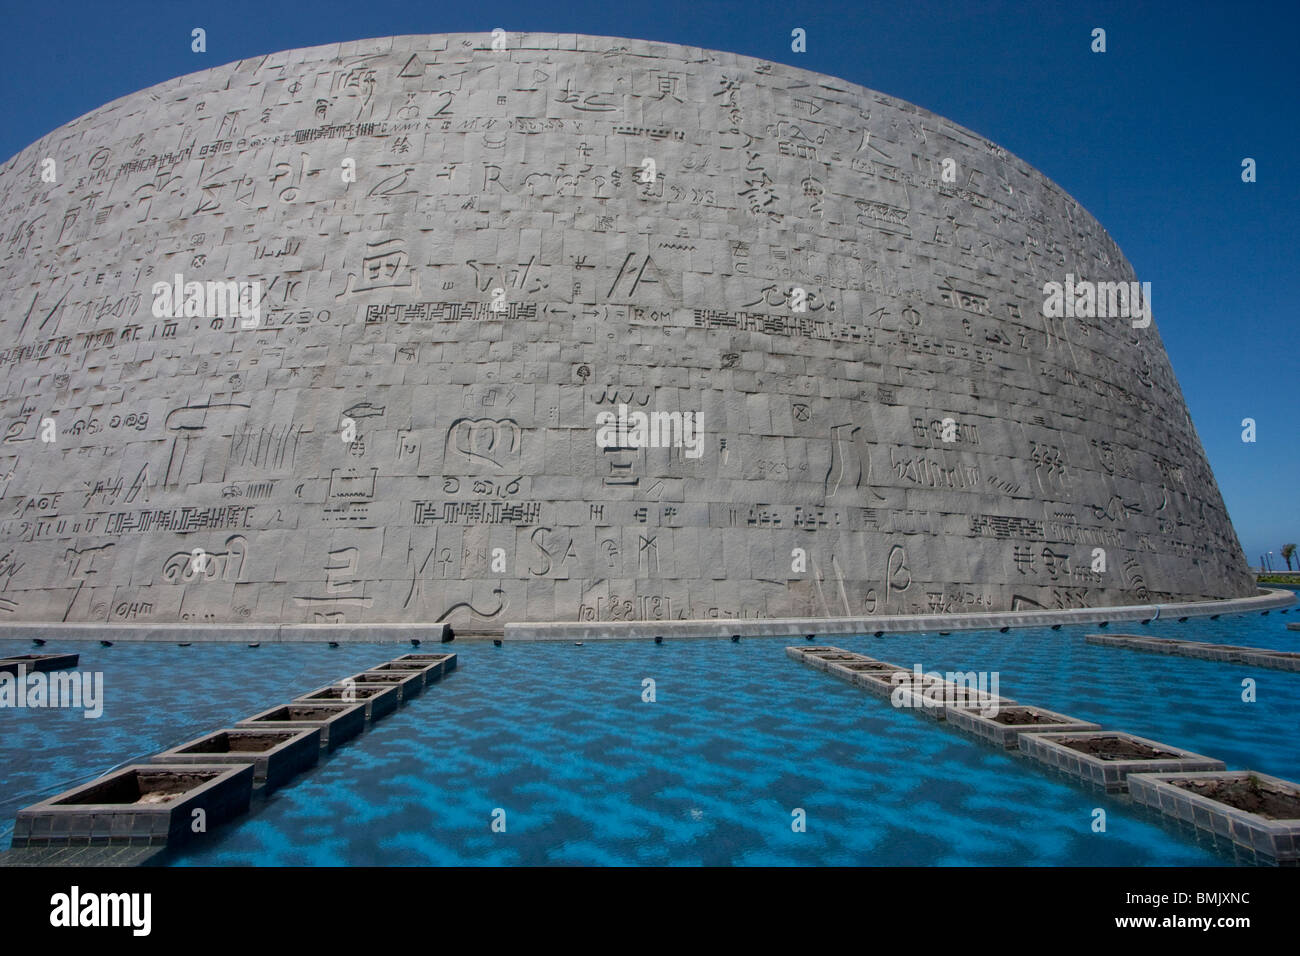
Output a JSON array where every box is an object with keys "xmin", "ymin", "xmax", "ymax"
[{"xmin": 2, "ymin": 0, "xmax": 1295, "ymax": 570}]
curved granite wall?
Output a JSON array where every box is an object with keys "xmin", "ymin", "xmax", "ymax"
[{"xmin": 0, "ymin": 33, "xmax": 1253, "ymax": 627}]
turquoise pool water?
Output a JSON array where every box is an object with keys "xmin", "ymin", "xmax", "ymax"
[{"xmin": 2, "ymin": 606, "xmax": 1297, "ymax": 865}]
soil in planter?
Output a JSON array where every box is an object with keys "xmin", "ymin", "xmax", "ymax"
[
  {"xmin": 182, "ymin": 731, "xmax": 296, "ymax": 754},
  {"xmin": 1057, "ymin": 736, "xmax": 1180, "ymax": 761},
  {"xmin": 1174, "ymin": 778, "xmax": 1300, "ymax": 821},
  {"xmin": 307, "ymin": 686, "xmax": 385, "ymax": 700},
  {"xmin": 256, "ymin": 705, "xmax": 341, "ymax": 721},
  {"xmin": 56, "ymin": 771, "xmax": 220, "ymax": 805},
  {"xmin": 993, "ymin": 708, "xmax": 1068, "ymax": 726}
]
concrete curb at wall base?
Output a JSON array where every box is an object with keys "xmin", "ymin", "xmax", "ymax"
[
  {"xmin": 0, "ymin": 622, "xmax": 452, "ymax": 644},
  {"xmin": 2, "ymin": 590, "xmax": 1290, "ymax": 644},
  {"xmin": 502, "ymin": 588, "xmax": 1296, "ymax": 642}
]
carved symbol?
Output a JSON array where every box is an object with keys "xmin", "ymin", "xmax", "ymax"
[
  {"xmin": 792, "ymin": 403, "xmax": 810, "ymax": 422},
  {"xmin": 328, "ymin": 467, "xmax": 377, "ymax": 501},
  {"xmin": 638, "ymin": 534, "xmax": 659, "ymax": 572},
  {"xmin": 338, "ymin": 238, "xmax": 415, "ymax": 297},
  {"xmin": 594, "ymin": 389, "xmax": 649, "ymax": 406},
  {"xmin": 885, "ymin": 545, "xmax": 911, "ymax": 601},
  {"xmin": 165, "ymin": 401, "xmax": 252, "ymax": 432},
  {"xmin": 63, "ymin": 542, "xmax": 113, "ymax": 578},
  {"xmin": 342, "ymin": 401, "xmax": 386, "ymax": 420},
  {"xmin": 162, "ymin": 535, "xmax": 247, "ymax": 584},
  {"xmin": 445, "ymin": 417, "xmax": 522, "ymax": 470},
  {"xmin": 435, "ymin": 588, "xmax": 507, "ymax": 623},
  {"xmin": 1011, "ymin": 593, "xmax": 1047, "ymax": 611},
  {"xmin": 1040, "ymin": 548, "xmax": 1071, "ymax": 581},
  {"xmin": 825, "ymin": 424, "xmax": 884, "ymax": 500},
  {"xmin": 607, "ymin": 253, "xmax": 670, "ymax": 299},
  {"xmin": 324, "ymin": 547, "xmax": 360, "ymax": 593},
  {"xmin": 810, "ymin": 553, "xmax": 851, "ymax": 617},
  {"xmin": 229, "ymin": 423, "xmax": 306, "ymax": 471},
  {"xmin": 398, "ymin": 54, "xmax": 425, "ymax": 78},
  {"xmin": 367, "ymin": 167, "xmax": 416, "ymax": 198}
]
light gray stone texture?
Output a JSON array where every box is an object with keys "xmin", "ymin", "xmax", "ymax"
[{"xmin": 0, "ymin": 33, "xmax": 1255, "ymax": 628}]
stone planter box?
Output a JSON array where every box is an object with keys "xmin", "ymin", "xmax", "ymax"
[
  {"xmin": 887, "ymin": 680, "xmax": 1016, "ymax": 722},
  {"xmin": 0, "ymin": 653, "xmax": 80, "ymax": 674},
  {"xmin": 851, "ymin": 668, "xmax": 914, "ymax": 698},
  {"xmin": 1128, "ymin": 770, "xmax": 1300, "ymax": 863},
  {"xmin": 831, "ymin": 660, "xmax": 900, "ymax": 675},
  {"xmin": 834, "ymin": 660, "xmax": 896, "ymax": 669},
  {"xmin": 1287, "ymin": 622, "xmax": 1300, "ymax": 632},
  {"xmin": 792, "ymin": 646, "xmax": 866, "ymax": 663},
  {"xmin": 294, "ymin": 680, "xmax": 400, "ymax": 721},
  {"xmin": 11, "ymin": 763, "xmax": 253, "ymax": 848},
  {"xmin": 787, "ymin": 646, "xmax": 1014, "ymax": 721},
  {"xmin": 1196, "ymin": 644, "xmax": 1300, "ymax": 670},
  {"xmin": 348, "ymin": 669, "xmax": 424, "ymax": 701},
  {"xmin": 808, "ymin": 651, "xmax": 864, "ymax": 663},
  {"xmin": 150, "ymin": 728, "xmax": 320, "ymax": 790},
  {"xmin": 846, "ymin": 668, "xmax": 910, "ymax": 692},
  {"xmin": 946, "ymin": 703, "xmax": 1102, "ymax": 749},
  {"xmin": 829, "ymin": 661, "xmax": 909, "ymax": 692},
  {"xmin": 392, "ymin": 652, "xmax": 458, "ymax": 679},
  {"xmin": 823, "ymin": 659, "xmax": 889, "ymax": 678},
  {"xmin": 810, "ymin": 654, "xmax": 880, "ymax": 676},
  {"xmin": 1086, "ymin": 633, "xmax": 1300, "ymax": 671},
  {"xmin": 1018, "ymin": 731, "xmax": 1225, "ymax": 792},
  {"xmin": 236, "ymin": 701, "xmax": 366, "ymax": 750},
  {"xmin": 365, "ymin": 660, "xmax": 441, "ymax": 686},
  {"xmin": 786, "ymin": 646, "xmax": 877, "ymax": 673}
]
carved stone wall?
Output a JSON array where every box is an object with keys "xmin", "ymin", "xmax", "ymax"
[{"xmin": 0, "ymin": 33, "xmax": 1253, "ymax": 628}]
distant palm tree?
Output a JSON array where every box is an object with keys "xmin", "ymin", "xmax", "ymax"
[{"xmin": 1283, "ymin": 544, "xmax": 1297, "ymax": 572}]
